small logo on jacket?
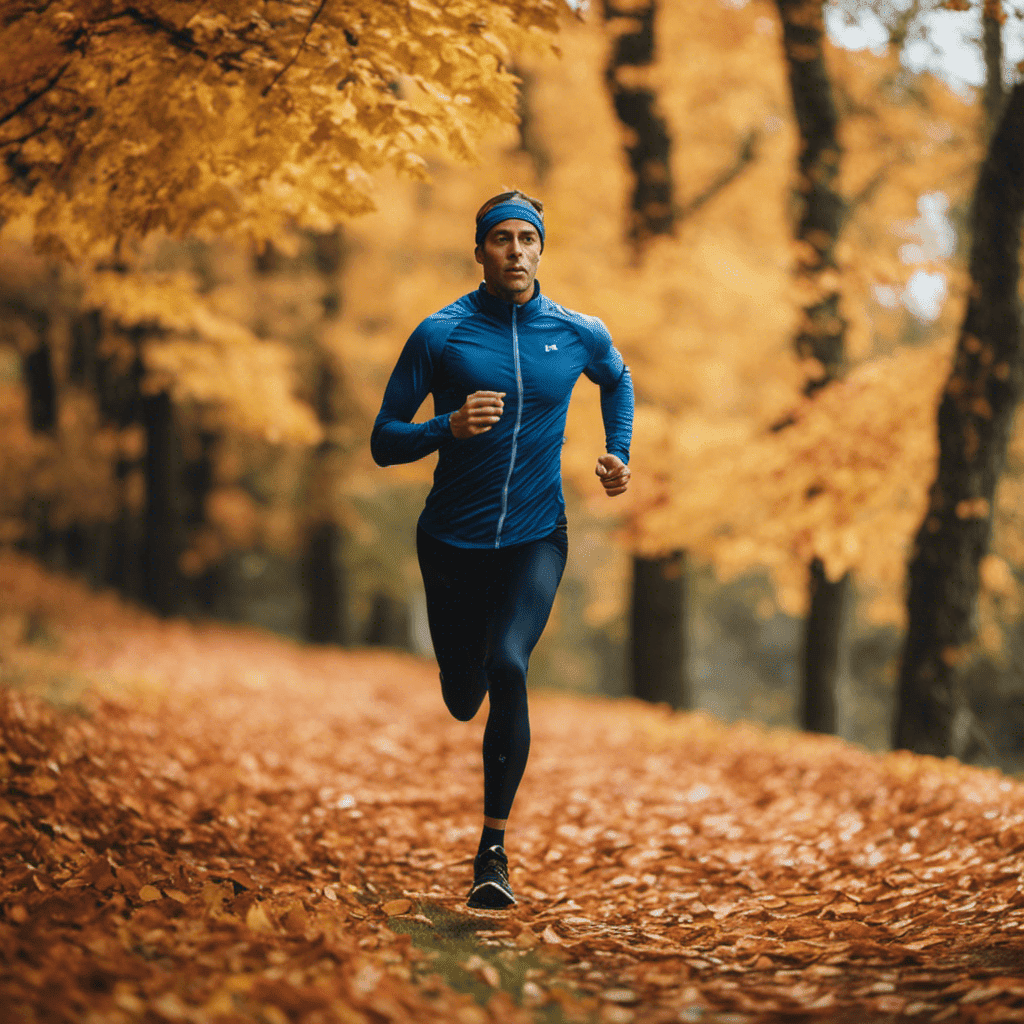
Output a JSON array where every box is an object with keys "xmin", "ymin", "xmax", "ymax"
[{"xmin": 545, "ymin": 344, "xmax": 558, "ymax": 352}]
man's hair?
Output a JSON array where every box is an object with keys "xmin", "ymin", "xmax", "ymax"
[{"xmin": 474, "ymin": 190, "xmax": 544, "ymax": 225}]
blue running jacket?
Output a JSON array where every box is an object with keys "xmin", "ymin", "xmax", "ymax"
[{"xmin": 371, "ymin": 282, "xmax": 634, "ymax": 549}]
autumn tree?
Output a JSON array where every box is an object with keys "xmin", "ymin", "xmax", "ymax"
[
  {"xmin": 602, "ymin": 0, "xmax": 688, "ymax": 710},
  {"xmin": 774, "ymin": 0, "xmax": 851, "ymax": 734},
  {"xmin": 0, "ymin": 246, "xmax": 144, "ymax": 594},
  {"xmin": 5, "ymin": 0, "xmax": 1010, "ymax": 754},
  {"xmin": 0, "ymin": 0, "xmax": 565, "ymax": 620},
  {"xmin": 0, "ymin": 0, "xmax": 562, "ymax": 258},
  {"xmin": 0, "ymin": 245, "xmax": 325, "ymax": 607},
  {"xmin": 894, "ymin": 77, "xmax": 1024, "ymax": 758},
  {"xmin": 601, "ymin": 6, "xmax": 978, "ymax": 724},
  {"xmin": 982, "ymin": 0, "xmax": 1008, "ymax": 134},
  {"xmin": 302, "ymin": 231, "xmax": 351, "ymax": 646}
]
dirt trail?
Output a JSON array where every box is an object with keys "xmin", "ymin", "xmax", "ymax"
[{"xmin": 2, "ymin": 553, "xmax": 1024, "ymax": 1024}]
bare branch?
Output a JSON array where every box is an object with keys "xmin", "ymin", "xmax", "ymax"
[
  {"xmin": 844, "ymin": 158, "xmax": 899, "ymax": 220},
  {"xmin": 91, "ymin": 8, "xmax": 256, "ymax": 72},
  {"xmin": 0, "ymin": 61, "xmax": 70, "ymax": 130},
  {"xmin": 262, "ymin": 0, "xmax": 329, "ymax": 97},
  {"xmin": 676, "ymin": 129, "xmax": 761, "ymax": 222},
  {"xmin": 118, "ymin": 6, "xmax": 209, "ymax": 60},
  {"xmin": 0, "ymin": 121, "xmax": 50, "ymax": 151}
]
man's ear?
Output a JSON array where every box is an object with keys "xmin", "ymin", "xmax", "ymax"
[{"xmin": 474, "ymin": 245, "xmax": 483, "ymax": 266}]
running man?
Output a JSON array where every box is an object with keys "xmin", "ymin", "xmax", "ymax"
[{"xmin": 371, "ymin": 191, "xmax": 633, "ymax": 908}]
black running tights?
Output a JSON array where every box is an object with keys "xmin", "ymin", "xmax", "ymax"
[{"xmin": 416, "ymin": 521, "xmax": 568, "ymax": 820}]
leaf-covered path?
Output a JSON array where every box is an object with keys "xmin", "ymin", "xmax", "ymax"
[{"xmin": 2, "ymin": 554, "xmax": 1024, "ymax": 1024}]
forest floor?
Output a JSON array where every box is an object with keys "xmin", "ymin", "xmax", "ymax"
[{"xmin": 1, "ymin": 554, "xmax": 1024, "ymax": 1024}]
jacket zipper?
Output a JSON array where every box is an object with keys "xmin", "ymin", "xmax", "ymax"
[{"xmin": 495, "ymin": 304, "xmax": 524, "ymax": 547}]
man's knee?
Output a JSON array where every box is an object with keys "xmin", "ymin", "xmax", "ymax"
[
  {"xmin": 440, "ymin": 671, "xmax": 486, "ymax": 721},
  {"xmin": 484, "ymin": 649, "xmax": 528, "ymax": 694},
  {"xmin": 444, "ymin": 695, "xmax": 480, "ymax": 722}
]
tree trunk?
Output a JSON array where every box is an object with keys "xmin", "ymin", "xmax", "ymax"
[
  {"xmin": 141, "ymin": 390, "xmax": 178, "ymax": 616},
  {"xmin": 603, "ymin": 0, "xmax": 674, "ymax": 247},
  {"xmin": 96, "ymin": 337, "xmax": 148, "ymax": 602},
  {"xmin": 602, "ymin": 0, "xmax": 689, "ymax": 706},
  {"xmin": 179, "ymin": 426, "xmax": 217, "ymax": 614},
  {"xmin": 302, "ymin": 233, "xmax": 351, "ymax": 646},
  {"xmin": 775, "ymin": 0, "xmax": 851, "ymax": 734},
  {"xmin": 305, "ymin": 520, "xmax": 348, "ymax": 645},
  {"xmin": 894, "ymin": 81, "xmax": 1024, "ymax": 758},
  {"xmin": 24, "ymin": 337, "xmax": 56, "ymax": 433},
  {"xmin": 363, "ymin": 591, "xmax": 410, "ymax": 649},
  {"xmin": 775, "ymin": 0, "xmax": 847, "ymax": 392},
  {"xmin": 802, "ymin": 558, "xmax": 850, "ymax": 732},
  {"xmin": 983, "ymin": 0, "xmax": 1005, "ymax": 139},
  {"xmin": 630, "ymin": 551, "xmax": 687, "ymax": 707},
  {"xmin": 19, "ymin": 315, "xmax": 58, "ymax": 567},
  {"xmin": 514, "ymin": 68, "xmax": 552, "ymax": 182}
]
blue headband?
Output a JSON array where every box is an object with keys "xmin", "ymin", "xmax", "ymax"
[{"xmin": 475, "ymin": 201, "xmax": 545, "ymax": 250}]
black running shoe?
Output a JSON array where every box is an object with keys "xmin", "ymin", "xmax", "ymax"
[{"xmin": 467, "ymin": 845, "xmax": 516, "ymax": 908}]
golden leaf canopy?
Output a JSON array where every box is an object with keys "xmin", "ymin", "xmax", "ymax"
[{"xmin": 0, "ymin": 0, "xmax": 562, "ymax": 258}]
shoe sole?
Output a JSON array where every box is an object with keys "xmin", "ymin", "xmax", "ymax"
[{"xmin": 467, "ymin": 880, "xmax": 516, "ymax": 908}]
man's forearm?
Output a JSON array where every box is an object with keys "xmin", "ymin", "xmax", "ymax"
[
  {"xmin": 370, "ymin": 414, "xmax": 451, "ymax": 466},
  {"xmin": 600, "ymin": 365, "xmax": 634, "ymax": 463}
]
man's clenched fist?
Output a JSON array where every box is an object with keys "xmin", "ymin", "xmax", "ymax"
[
  {"xmin": 450, "ymin": 391, "xmax": 505, "ymax": 439},
  {"xmin": 595, "ymin": 453, "xmax": 630, "ymax": 497}
]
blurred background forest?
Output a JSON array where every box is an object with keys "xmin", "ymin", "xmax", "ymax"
[{"xmin": 2, "ymin": 0, "xmax": 1024, "ymax": 771}]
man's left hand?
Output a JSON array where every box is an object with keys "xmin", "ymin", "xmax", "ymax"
[{"xmin": 595, "ymin": 454, "xmax": 630, "ymax": 497}]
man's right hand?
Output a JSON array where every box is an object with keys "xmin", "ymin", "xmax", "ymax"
[{"xmin": 450, "ymin": 391, "xmax": 505, "ymax": 439}]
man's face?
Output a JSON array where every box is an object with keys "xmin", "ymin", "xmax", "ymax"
[{"xmin": 475, "ymin": 218, "xmax": 542, "ymax": 305}]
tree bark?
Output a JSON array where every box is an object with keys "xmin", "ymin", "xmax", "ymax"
[
  {"xmin": 514, "ymin": 68, "xmax": 551, "ymax": 181},
  {"xmin": 141, "ymin": 390, "xmax": 178, "ymax": 616},
  {"xmin": 302, "ymin": 232, "xmax": 351, "ymax": 646},
  {"xmin": 363, "ymin": 591, "xmax": 410, "ymax": 649},
  {"xmin": 179, "ymin": 426, "xmax": 217, "ymax": 614},
  {"xmin": 774, "ymin": 0, "xmax": 847, "ymax": 391},
  {"xmin": 982, "ymin": 0, "xmax": 1005, "ymax": 139},
  {"xmin": 602, "ymin": 0, "xmax": 688, "ymax": 707},
  {"xmin": 630, "ymin": 551, "xmax": 687, "ymax": 707},
  {"xmin": 603, "ymin": 0, "xmax": 674, "ymax": 246},
  {"xmin": 24, "ymin": 336, "xmax": 56, "ymax": 433},
  {"xmin": 802, "ymin": 557, "xmax": 851, "ymax": 732},
  {"xmin": 894, "ymin": 81, "xmax": 1024, "ymax": 758},
  {"xmin": 305, "ymin": 520, "xmax": 348, "ymax": 645},
  {"xmin": 775, "ymin": 0, "xmax": 851, "ymax": 734},
  {"xmin": 76, "ymin": 318, "xmax": 149, "ymax": 602}
]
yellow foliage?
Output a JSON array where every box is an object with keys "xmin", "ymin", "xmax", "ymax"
[
  {"xmin": 321, "ymin": 0, "xmax": 988, "ymax": 624},
  {"xmin": 611, "ymin": 11, "xmax": 981, "ymax": 620},
  {"xmin": 0, "ymin": 0, "xmax": 999, "ymax": 627},
  {"xmin": 0, "ymin": 0, "xmax": 563, "ymax": 258},
  {"xmin": 630, "ymin": 342, "xmax": 954, "ymax": 621},
  {"xmin": 83, "ymin": 271, "xmax": 322, "ymax": 444},
  {"xmin": 0, "ymin": 384, "xmax": 124, "ymax": 532}
]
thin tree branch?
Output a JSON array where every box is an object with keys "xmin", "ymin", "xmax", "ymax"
[
  {"xmin": 92, "ymin": 8, "xmax": 256, "ymax": 72},
  {"xmin": 118, "ymin": 6, "xmax": 209, "ymax": 59},
  {"xmin": 262, "ymin": 0, "xmax": 329, "ymax": 97},
  {"xmin": 982, "ymin": 0, "xmax": 1005, "ymax": 138},
  {"xmin": 676, "ymin": 129, "xmax": 760, "ymax": 222},
  {"xmin": 844, "ymin": 157, "xmax": 899, "ymax": 221},
  {"xmin": 0, "ymin": 62, "xmax": 70, "ymax": 130},
  {"xmin": 0, "ymin": 121, "xmax": 50, "ymax": 151}
]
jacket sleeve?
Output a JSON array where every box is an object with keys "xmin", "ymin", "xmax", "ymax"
[
  {"xmin": 370, "ymin": 322, "xmax": 453, "ymax": 466},
  {"xmin": 583, "ymin": 321, "xmax": 634, "ymax": 465}
]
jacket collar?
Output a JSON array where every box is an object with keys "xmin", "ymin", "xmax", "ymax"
[{"xmin": 474, "ymin": 281, "xmax": 543, "ymax": 323}]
